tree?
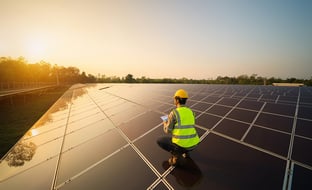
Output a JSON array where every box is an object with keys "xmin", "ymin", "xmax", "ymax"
[{"xmin": 125, "ymin": 74, "xmax": 135, "ymax": 83}]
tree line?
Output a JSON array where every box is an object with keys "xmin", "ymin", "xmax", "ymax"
[
  {"xmin": 98, "ymin": 74, "xmax": 312, "ymax": 86},
  {"xmin": 1, "ymin": 57, "xmax": 311, "ymax": 88},
  {"xmin": 0, "ymin": 57, "xmax": 97, "ymax": 89}
]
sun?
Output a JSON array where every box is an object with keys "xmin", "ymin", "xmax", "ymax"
[
  {"xmin": 25, "ymin": 38, "xmax": 47, "ymax": 62},
  {"xmin": 27, "ymin": 40, "xmax": 45, "ymax": 60}
]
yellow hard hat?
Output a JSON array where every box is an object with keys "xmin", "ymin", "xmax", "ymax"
[{"xmin": 174, "ymin": 89, "xmax": 189, "ymax": 98}]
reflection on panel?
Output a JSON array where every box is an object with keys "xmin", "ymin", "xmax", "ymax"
[
  {"xmin": 24, "ymin": 115, "xmax": 68, "ymax": 139},
  {"xmin": 63, "ymin": 118, "xmax": 115, "ymax": 151},
  {"xmin": 68, "ymin": 108, "xmax": 101, "ymax": 124},
  {"xmin": 56, "ymin": 129, "xmax": 127, "ymax": 185},
  {"xmin": 67, "ymin": 112, "xmax": 105, "ymax": 132},
  {"xmin": 0, "ymin": 157, "xmax": 58, "ymax": 189},
  {"xmin": 102, "ymin": 99, "xmax": 129, "ymax": 115},
  {"xmin": 24, "ymin": 126, "xmax": 65, "ymax": 146},
  {"xmin": 119, "ymin": 111, "xmax": 162, "ymax": 141},
  {"xmin": 0, "ymin": 138, "xmax": 62, "ymax": 181},
  {"xmin": 59, "ymin": 147, "xmax": 157, "ymax": 190},
  {"xmin": 110, "ymin": 105, "xmax": 147, "ymax": 126}
]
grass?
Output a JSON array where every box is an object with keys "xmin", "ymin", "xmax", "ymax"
[{"xmin": 0, "ymin": 85, "xmax": 70, "ymax": 158}]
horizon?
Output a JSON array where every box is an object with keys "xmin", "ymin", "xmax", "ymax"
[{"xmin": 1, "ymin": 56, "xmax": 311, "ymax": 81}]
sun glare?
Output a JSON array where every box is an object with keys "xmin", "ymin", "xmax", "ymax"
[
  {"xmin": 28, "ymin": 41, "xmax": 45, "ymax": 59},
  {"xmin": 26, "ymin": 38, "xmax": 47, "ymax": 62},
  {"xmin": 30, "ymin": 129, "xmax": 39, "ymax": 137}
]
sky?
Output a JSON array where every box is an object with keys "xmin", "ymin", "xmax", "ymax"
[{"xmin": 0, "ymin": 0, "xmax": 311, "ymax": 79}]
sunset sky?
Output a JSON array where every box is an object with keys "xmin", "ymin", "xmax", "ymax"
[{"xmin": 1, "ymin": 0, "xmax": 311, "ymax": 79}]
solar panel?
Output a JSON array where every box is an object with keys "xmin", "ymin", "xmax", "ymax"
[{"xmin": 0, "ymin": 84, "xmax": 311, "ymax": 189}]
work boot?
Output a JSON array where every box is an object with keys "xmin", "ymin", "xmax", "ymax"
[
  {"xmin": 182, "ymin": 152, "xmax": 189, "ymax": 158},
  {"xmin": 168, "ymin": 155, "xmax": 178, "ymax": 166}
]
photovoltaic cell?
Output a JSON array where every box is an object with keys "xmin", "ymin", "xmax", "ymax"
[
  {"xmin": 292, "ymin": 137, "xmax": 312, "ymax": 166},
  {"xmin": 63, "ymin": 118, "xmax": 114, "ymax": 150},
  {"xmin": 260, "ymin": 94, "xmax": 278, "ymax": 102},
  {"xmin": 227, "ymin": 108, "xmax": 258, "ymax": 123},
  {"xmin": 154, "ymin": 103, "xmax": 173, "ymax": 113},
  {"xmin": 119, "ymin": 111, "xmax": 162, "ymax": 141},
  {"xmin": 110, "ymin": 105, "xmax": 147, "ymax": 126},
  {"xmin": 190, "ymin": 94, "xmax": 208, "ymax": 101},
  {"xmin": 244, "ymin": 126, "xmax": 290, "ymax": 157},
  {"xmin": 255, "ymin": 113, "xmax": 293, "ymax": 133},
  {"xmin": 191, "ymin": 102, "xmax": 213, "ymax": 112},
  {"xmin": 206, "ymin": 105, "xmax": 231, "ymax": 116},
  {"xmin": 263, "ymin": 103, "xmax": 296, "ymax": 116},
  {"xmin": 217, "ymin": 97, "xmax": 240, "ymax": 107},
  {"xmin": 300, "ymin": 96, "xmax": 312, "ymax": 104},
  {"xmin": 214, "ymin": 118, "xmax": 249, "ymax": 140},
  {"xmin": 237, "ymin": 99, "xmax": 264, "ymax": 111},
  {"xmin": 278, "ymin": 96, "xmax": 298, "ymax": 103},
  {"xmin": 196, "ymin": 113, "xmax": 222, "ymax": 129},
  {"xmin": 246, "ymin": 93, "xmax": 261, "ymax": 99},
  {"xmin": 291, "ymin": 164, "xmax": 312, "ymax": 189},
  {"xmin": 201, "ymin": 96, "xmax": 221, "ymax": 104},
  {"xmin": 295, "ymin": 119, "xmax": 312, "ymax": 138},
  {"xmin": 298, "ymin": 106, "xmax": 312, "ymax": 120}
]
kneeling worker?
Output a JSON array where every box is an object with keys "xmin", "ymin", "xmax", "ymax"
[{"xmin": 157, "ymin": 89, "xmax": 200, "ymax": 166}]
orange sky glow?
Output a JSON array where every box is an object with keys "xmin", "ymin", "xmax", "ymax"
[{"xmin": 1, "ymin": 0, "xmax": 311, "ymax": 79}]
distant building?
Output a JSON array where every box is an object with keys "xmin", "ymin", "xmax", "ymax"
[{"xmin": 272, "ymin": 83, "xmax": 304, "ymax": 87}]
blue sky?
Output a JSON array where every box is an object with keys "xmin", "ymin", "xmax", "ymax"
[{"xmin": 1, "ymin": 0, "xmax": 311, "ymax": 79}]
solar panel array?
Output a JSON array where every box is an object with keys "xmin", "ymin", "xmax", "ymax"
[{"xmin": 0, "ymin": 84, "xmax": 311, "ymax": 189}]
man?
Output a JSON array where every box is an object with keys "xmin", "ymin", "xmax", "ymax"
[{"xmin": 157, "ymin": 89, "xmax": 200, "ymax": 166}]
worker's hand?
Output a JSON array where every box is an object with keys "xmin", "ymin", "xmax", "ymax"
[{"xmin": 163, "ymin": 122, "xmax": 168, "ymax": 133}]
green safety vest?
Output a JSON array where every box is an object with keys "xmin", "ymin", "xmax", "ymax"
[{"xmin": 172, "ymin": 107, "xmax": 200, "ymax": 148}]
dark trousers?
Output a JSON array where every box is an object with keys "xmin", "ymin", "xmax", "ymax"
[{"xmin": 157, "ymin": 136, "xmax": 195, "ymax": 156}]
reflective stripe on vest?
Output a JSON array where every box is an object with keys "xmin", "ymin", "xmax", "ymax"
[{"xmin": 172, "ymin": 107, "xmax": 199, "ymax": 148}]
